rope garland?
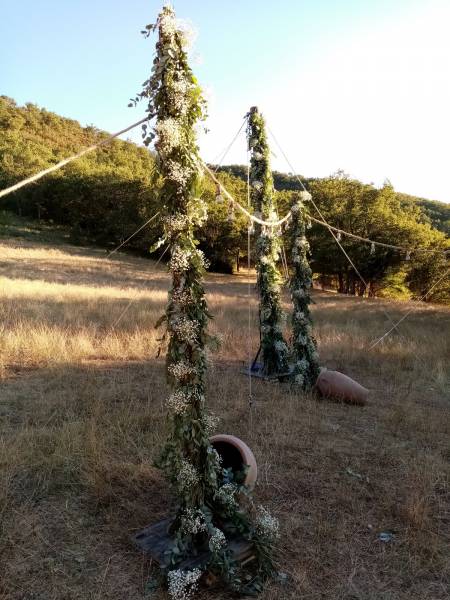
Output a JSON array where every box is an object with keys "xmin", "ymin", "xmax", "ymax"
[
  {"xmin": 0, "ymin": 110, "xmax": 446, "ymax": 259},
  {"xmin": 202, "ymin": 162, "xmax": 292, "ymax": 227},
  {"xmin": 0, "ymin": 117, "xmax": 149, "ymax": 200},
  {"xmin": 203, "ymin": 160, "xmax": 448, "ymax": 257},
  {"xmin": 308, "ymin": 215, "xmax": 448, "ymax": 255}
]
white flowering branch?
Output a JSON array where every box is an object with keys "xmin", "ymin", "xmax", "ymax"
[
  {"xmin": 134, "ymin": 9, "xmax": 280, "ymax": 597},
  {"xmin": 247, "ymin": 107, "xmax": 289, "ymax": 376},
  {"xmin": 289, "ymin": 192, "xmax": 320, "ymax": 389}
]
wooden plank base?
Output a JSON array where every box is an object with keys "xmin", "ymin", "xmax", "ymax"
[{"xmin": 133, "ymin": 518, "xmax": 255, "ymax": 570}]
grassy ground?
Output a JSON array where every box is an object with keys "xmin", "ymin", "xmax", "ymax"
[{"xmin": 0, "ymin": 236, "xmax": 449, "ymax": 600}]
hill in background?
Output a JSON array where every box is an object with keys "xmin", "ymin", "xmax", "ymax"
[{"xmin": 0, "ymin": 96, "xmax": 448, "ymax": 302}]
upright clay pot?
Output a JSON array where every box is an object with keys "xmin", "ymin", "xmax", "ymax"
[
  {"xmin": 316, "ymin": 368, "xmax": 369, "ymax": 406},
  {"xmin": 210, "ymin": 434, "xmax": 257, "ymax": 490}
]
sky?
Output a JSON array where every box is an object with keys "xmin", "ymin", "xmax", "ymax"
[{"xmin": 1, "ymin": 0, "xmax": 449, "ymax": 202}]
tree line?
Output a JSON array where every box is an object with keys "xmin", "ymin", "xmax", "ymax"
[{"xmin": 1, "ymin": 96, "xmax": 448, "ymax": 303}]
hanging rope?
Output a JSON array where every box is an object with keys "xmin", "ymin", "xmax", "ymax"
[
  {"xmin": 267, "ymin": 126, "xmax": 448, "ymax": 256},
  {"xmin": 106, "ymin": 211, "xmax": 160, "ymax": 258},
  {"xmin": 202, "ymin": 161, "xmax": 292, "ymax": 227},
  {"xmin": 109, "ymin": 243, "xmax": 170, "ymax": 330},
  {"xmin": 0, "ymin": 117, "xmax": 149, "ymax": 200},
  {"xmin": 203, "ymin": 155, "xmax": 446, "ymax": 344},
  {"xmin": 202, "ymin": 159, "xmax": 448, "ymax": 257},
  {"xmin": 212, "ymin": 118, "xmax": 247, "ymax": 172},
  {"xmin": 368, "ymin": 267, "xmax": 450, "ymax": 349},
  {"xmin": 2, "ymin": 110, "xmax": 446, "ymax": 258},
  {"xmin": 308, "ymin": 215, "xmax": 449, "ymax": 256},
  {"xmin": 265, "ymin": 127, "xmax": 411, "ymax": 336}
]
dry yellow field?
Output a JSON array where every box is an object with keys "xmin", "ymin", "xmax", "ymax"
[{"xmin": 0, "ymin": 238, "xmax": 449, "ymax": 599}]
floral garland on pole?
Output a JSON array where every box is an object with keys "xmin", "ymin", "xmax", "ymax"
[
  {"xmin": 247, "ymin": 107, "xmax": 289, "ymax": 377},
  {"xmin": 135, "ymin": 8, "xmax": 279, "ymax": 597},
  {"xmin": 289, "ymin": 192, "xmax": 320, "ymax": 389}
]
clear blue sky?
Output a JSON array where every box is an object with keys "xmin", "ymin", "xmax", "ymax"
[{"xmin": 2, "ymin": 1, "xmax": 449, "ymax": 202}]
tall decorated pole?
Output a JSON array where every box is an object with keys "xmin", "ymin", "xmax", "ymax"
[
  {"xmin": 289, "ymin": 192, "xmax": 320, "ymax": 389},
  {"xmin": 136, "ymin": 8, "xmax": 279, "ymax": 597},
  {"xmin": 247, "ymin": 107, "xmax": 290, "ymax": 377}
]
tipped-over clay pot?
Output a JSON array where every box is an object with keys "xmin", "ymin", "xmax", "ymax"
[
  {"xmin": 316, "ymin": 368, "xmax": 369, "ymax": 406},
  {"xmin": 210, "ymin": 434, "xmax": 257, "ymax": 490}
]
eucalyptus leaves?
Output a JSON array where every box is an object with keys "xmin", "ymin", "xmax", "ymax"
[
  {"xmin": 289, "ymin": 192, "xmax": 321, "ymax": 389},
  {"xmin": 247, "ymin": 107, "xmax": 290, "ymax": 376},
  {"xmin": 135, "ymin": 7, "xmax": 278, "ymax": 597}
]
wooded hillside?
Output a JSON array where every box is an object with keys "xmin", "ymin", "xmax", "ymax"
[{"xmin": 1, "ymin": 96, "xmax": 448, "ymax": 302}]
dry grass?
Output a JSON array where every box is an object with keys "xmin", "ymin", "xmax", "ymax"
[{"xmin": 0, "ymin": 237, "xmax": 449, "ymax": 600}]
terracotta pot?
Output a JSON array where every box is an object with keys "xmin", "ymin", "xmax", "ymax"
[
  {"xmin": 210, "ymin": 434, "xmax": 257, "ymax": 490},
  {"xmin": 316, "ymin": 368, "xmax": 368, "ymax": 406}
]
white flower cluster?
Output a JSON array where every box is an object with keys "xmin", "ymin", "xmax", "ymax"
[
  {"xmin": 204, "ymin": 414, "xmax": 220, "ymax": 435},
  {"xmin": 260, "ymin": 255, "xmax": 270, "ymax": 265},
  {"xmin": 168, "ymin": 359, "xmax": 196, "ymax": 381},
  {"xmin": 167, "ymin": 160, "xmax": 193, "ymax": 187},
  {"xmin": 165, "ymin": 214, "xmax": 187, "ymax": 234},
  {"xmin": 172, "ymin": 288, "xmax": 192, "ymax": 306},
  {"xmin": 294, "ymin": 373, "xmax": 304, "ymax": 386},
  {"xmin": 209, "ymin": 527, "xmax": 226, "ymax": 553},
  {"xmin": 156, "ymin": 118, "xmax": 182, "ymax": 154},
  {"xmin": 180, "ymin": 508, "xmax": 207, "ymax": 535},
  {"xmin": 167, "ymin": 568, "xmax": 202, "ymax": 600},
  {"xmin": 275, "ymin": 340, "xmax": 288, "ymax": 353},
  {"xmin": 295, "ymin": 236, "xmax": 308, "ymax": 248},
  {"xmin": 159, "ymin": 9, "xmax": 177, "ymax": 38},
  {"xmin": 253, "ymin": 151, "xmax": 264, "ymax": 160},
  {"xmin": 173, "ymin": 316, "xmax": 199, "ymax": 344},
  {"xmin": 255, "ymin": 506, "xmax": 280, "ymax": 540},
  {"xmin": 293, "ymin": 288, "xmax": 305, "ymax": 299},
  {"xmin": 179, "ymin": 459, "xmax": 199, "ymax": 489},
  {"xmin": 216, "ymin": 483, "xmax": 237, "ymax": 509},
  {"xmin": 296, "ymin": 358, "xmax": 310, "ymax": 373},
  {"xmin": 252, "ymin": 180, "xmax": 263, "ymax": 192},
  {"xmin": 167, "ymin": 389, "xmax": 191, "ymax": 415},
  {"xmin": 299, "ymin": 190, "xmax": 312, "ymax": 202},
  {"xmin": 188, "ymin": 197, "xmax": 208, "ymax": 226},
  {"xmin": 170, "ymin": 78, "xmax": 191, "ymax": 114},
  {"xmin": 170, "ymin": 247, "xmax": 192, "ymax": 273},
  {"xmin": 195, "ymin": 248, "xmax": 209, "ymax": 270}
]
